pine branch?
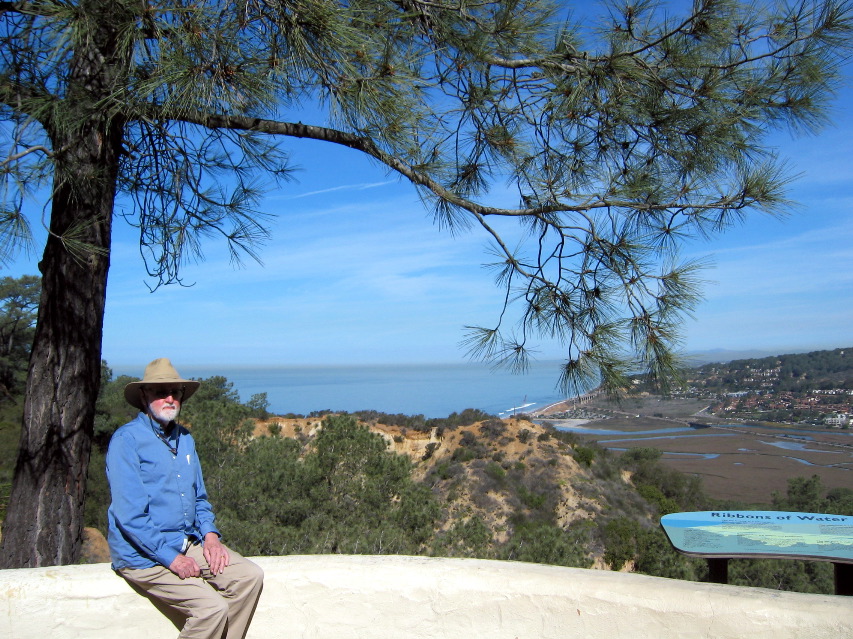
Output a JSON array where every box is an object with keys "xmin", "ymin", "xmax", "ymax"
[{"xmin": 0, "ymin": 144, "xmax": 52, "ymax": 167}]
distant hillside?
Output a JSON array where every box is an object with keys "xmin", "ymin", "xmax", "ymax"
[
  {"xmin": 614, "ymin": 347, "xmax": 852, "ymax": 426},
  {"xmin": 690, "ymin": 347, "xmax": 852, "ymax": 392},
  {"xmin": 685, "ymin": 348, "xmax": 792, "ymax": 365}
]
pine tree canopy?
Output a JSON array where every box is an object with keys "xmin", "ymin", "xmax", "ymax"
[{"xmin": 1, "ymin": 0, "xmax": 851, "ymax": 395}]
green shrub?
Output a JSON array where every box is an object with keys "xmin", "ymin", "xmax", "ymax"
[
  {"xmin": 500, "ymin": 522, "xmax": 592, "ymax": 568},
  {"xmin": 574, "ymin": 446, "xmax": 596, "ymax": 467},
  {"xmin": 484, "ymin": 462, "xmax": 506, "ymax": 483},
  {"xmin": 603, "ymin": 517, "xmax": 641, "ymax": 570},
  {"xmin": 451, "ymin": 447, "xmax": 478, "ymax": 462},
  {"xmin": 637, "ymin": 484, "xmax": 680, "ymax": 515}
]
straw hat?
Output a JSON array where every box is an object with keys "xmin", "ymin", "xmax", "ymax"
[{"xmin": 124, "ymin": 358, "xmax": 201, "ymax": 410}]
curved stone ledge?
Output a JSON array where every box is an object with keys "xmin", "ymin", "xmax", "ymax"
[{"xmin": 2, "ymin": 555, "xmax": 851, "ymax": 638}]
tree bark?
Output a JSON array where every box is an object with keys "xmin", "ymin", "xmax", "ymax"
[
  {"xmin": 0, "ymin": 169, "xmax": 116, "ymax": 567},
  {"xmin": 0, "ymin": 1, "xmax": 125, "ymax": 567}
]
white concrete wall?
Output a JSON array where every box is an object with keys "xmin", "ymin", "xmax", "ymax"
[{"xmin": 1, "ymin": 555, "xmax": 851, "ymax": 639}]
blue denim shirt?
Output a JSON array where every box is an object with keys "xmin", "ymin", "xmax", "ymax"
[{"xmin": 106, "ymin": 412, "xmax": 220, "ymax": 570}]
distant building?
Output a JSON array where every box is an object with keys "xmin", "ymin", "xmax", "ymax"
[{"xmin": 824, "ymin": 413, "xmax": 851, "ymax": 428}]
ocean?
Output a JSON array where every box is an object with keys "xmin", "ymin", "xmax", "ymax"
[{"xmin": 112, "ymin": 360, "xmax": 576, "ymax": 419}]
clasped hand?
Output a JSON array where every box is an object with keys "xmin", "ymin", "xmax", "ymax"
[{"xmin": 168, "ymin": 533, "xmax": 230, "ymax": 579}]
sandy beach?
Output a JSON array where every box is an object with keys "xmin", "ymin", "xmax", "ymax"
[{"xmin": 540, "ymin": 418, "xmax": 592, "ymax": 428}]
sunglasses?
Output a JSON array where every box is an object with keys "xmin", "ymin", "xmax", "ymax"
[{"xmin": 144, "ymin": 386, "xmax": 185, "ymax": 400}]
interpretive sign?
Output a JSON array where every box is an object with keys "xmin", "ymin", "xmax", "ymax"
[
  {"xmin": 660, "ymin": 511, "xmax": 853, "ymax": 595},
  {"xmin": 661, "ymin": 511, "xmax": 853, "ymax": 562}
]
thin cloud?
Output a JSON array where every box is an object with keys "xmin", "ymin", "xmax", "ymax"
[{"xmin": 276, "ymin": 180, "xmax": 397, "ymax": 200}]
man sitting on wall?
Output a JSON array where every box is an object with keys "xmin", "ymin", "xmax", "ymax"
[{"xmin": 106, "ymin": 357, "xmax": 263, "ymax": 639}]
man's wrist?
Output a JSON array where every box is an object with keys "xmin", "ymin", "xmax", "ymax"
[{"xmin": 162, "ymin": 550, "xmax": 181, "ymax": 568}]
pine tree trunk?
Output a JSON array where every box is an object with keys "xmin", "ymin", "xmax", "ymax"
[
  {"xmin": 0, "ymin": 1, "xmax": 126, "ymax": 567},
  {"xmin": 0, "ymin": 174, "xmax": 116, "ymax": 568}
]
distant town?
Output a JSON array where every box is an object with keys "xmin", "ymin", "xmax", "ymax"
[{"xmin": 668, "ymin": 347, "xmax": 852, "ymax": 428}]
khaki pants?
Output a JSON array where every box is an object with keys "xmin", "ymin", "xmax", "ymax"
[{"xmin": 119, "ymin": 543, "xmax": 263, "ymax": 639}]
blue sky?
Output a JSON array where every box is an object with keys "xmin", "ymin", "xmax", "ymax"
[
  {"xmin": 47, "ymin": 115, "xmax": 853, "ymax": 368},
  {"xmin": 5, "ymin": 10, "xmax": 852, "ymax": 370}
]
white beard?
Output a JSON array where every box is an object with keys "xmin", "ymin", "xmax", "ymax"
[{"xmin": 150, "ymin": 403, "xmax": 180, "ymax": 424}]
